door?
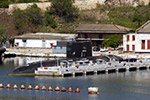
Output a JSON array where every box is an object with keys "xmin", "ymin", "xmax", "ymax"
[{"xmin": 42, "ymin": 40, "xmax": 46, "ymax": 48}]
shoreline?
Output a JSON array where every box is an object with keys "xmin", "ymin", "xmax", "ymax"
[{"xmin": 5, "ymin": 48, "xmax": 150, "ymax": 59}]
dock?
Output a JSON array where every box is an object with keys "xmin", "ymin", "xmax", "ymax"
[{"xmin": 35, "ymin": 63, "xmax": 150, "ymax": 77}]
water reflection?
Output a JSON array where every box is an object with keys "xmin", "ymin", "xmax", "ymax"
[
  {"xmin": 88, "ymin": 94, "xmax": 99, "ymax": 100},
  {"xmin": 3, "ymin": 57, "xmax": 54, "ymax": 66}
]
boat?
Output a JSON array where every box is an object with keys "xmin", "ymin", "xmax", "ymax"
[{"xmin": 88, "ymin": 87, "xmax": 99, "ymax": 94}]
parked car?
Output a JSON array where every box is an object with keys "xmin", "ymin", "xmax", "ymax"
[
  {"xmin": 100, "ymin": 47, "xmax": 108, "ymax": 52},
  {"xmin": 93, "ymin": 46, "xmax": 100, "ymax": 51}
]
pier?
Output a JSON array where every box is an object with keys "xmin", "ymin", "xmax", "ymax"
[{"xmin": 35, "ymin": 63, "xmax": 150, "ymax": 77}]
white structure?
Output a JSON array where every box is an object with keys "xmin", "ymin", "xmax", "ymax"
[
  {"xmin": 123, "ymin": 20, "xmax": 150, "ymax": 52},
  {"xmin": 14, "ymin": 33, "xmax": 75, "ymax": 48}
]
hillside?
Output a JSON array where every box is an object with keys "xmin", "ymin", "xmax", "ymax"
[
  {"xmin": 0, "ymin": 0, "xmax": 150, "ymax": 44},
  {"xmin": 0, "ymin": 0, "xmax": 150, "ymax": 9}
]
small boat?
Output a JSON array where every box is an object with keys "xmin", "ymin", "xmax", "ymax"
[{"xmin": 88, "ymin": 87, "xmax": 98, "ymax": 94}]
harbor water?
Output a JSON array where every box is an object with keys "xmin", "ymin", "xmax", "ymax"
[{"xmin": 0, "ymin": 57, "xmax": 150, "ymax": 100}]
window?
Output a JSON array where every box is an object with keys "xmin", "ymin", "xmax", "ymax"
[
  {"xmin": 132, "ymin": 35, "xmax": 135, "ymax": 41},
  {"xmin": 22, "ymin": 39, "xmax": 26, "ymax": 42},
  {"xmin": 132, "ymin": 45, "xmax": 135, "ymax": 51},
  {"xmin": 99, "ymin": 34, "xmax": 102, "ymax": 39},
  {"xmin": 127, "ymin": 45, "xmax": 129, "ymax": 51},
  {"xmin": 141, "ymin": 40, "xmax": 145, "ymax": 49},
  {"xmin": 127, "ymin": 35, "xmax": 129, "ymax": 41},
  {"xmin": 85, "ymin": 34, "xmax": 88, "ymax": 38}
]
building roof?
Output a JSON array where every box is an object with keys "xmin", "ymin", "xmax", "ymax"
[
  {"xmin": 136, "ymin": 20, "xmax": 150, "ymax": 33},
  {"xmin": 13, "ymin": 33, "xmax": 75, "ymax": 40},
  {"xmin": 76, "ymin": 24, "xmax": 133, "ymax": 33}
]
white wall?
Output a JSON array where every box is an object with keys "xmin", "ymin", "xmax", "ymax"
[
  {"xmin": 123, "ymin": 33, "xmax": 150, "ymax": 52},
  {"xmin": 123, "ymin": 33, "xmax": 136, "ymax": 52},
  {"xmin": 135, "ymin": 34, "xmax": 150, "ymax": 52},
  {"xmin": 14, "ymin": 39, "xmax": 57, "ymax": 48}
]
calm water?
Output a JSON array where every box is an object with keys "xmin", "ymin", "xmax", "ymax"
[{"xmin": 0, "ymin": 57, "xmax": 150, "ymax": 100}]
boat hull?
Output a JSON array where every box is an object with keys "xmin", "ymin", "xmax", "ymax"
[
  {"xmin": 88, "ymin": 91, "xmax": 98, "ymax": 94},
  {"xmin": 88, "ymin": 87, "xmax": 99, "ymax": 94}
]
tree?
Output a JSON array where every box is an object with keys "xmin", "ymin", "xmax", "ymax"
[
  {"xmin": 44, "ymin": 13, "xmax": 57, "ymax": 28},
  {"xmin": 132, "ymin": 12, "xmax": 142, "ymax": 28},
  {"xmin": 0, "ymin": 11, "xmax": 17, "ymax": 44},
  {"xmin": 12, "ymin": 4, "xmax": 44, "ymax": 34},
  {"xmin": 25, "ymin": 4, "xmax": 44, "ymax": 26},
  {"xmin": 0, "ymin": 25, "xmax": 6, "ymax": 43},
  {"xmin": 0, "ymin": 0, "xmax": 9, "ymax": 8},
  {"xmin": 12, "ymin": 9, "xmax": 26, "ymax": 29},
  {"xmin": 102, "ymin": 34, "xmax": 121, "ymax": 49},
  {"xmin": 50, "ymin": 0, "xmax": 79, "ymax": 22}
]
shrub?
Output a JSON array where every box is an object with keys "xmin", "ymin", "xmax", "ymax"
[{"xmin": 50, "ymin": 0, "xmax": 79, "ymax": 22}]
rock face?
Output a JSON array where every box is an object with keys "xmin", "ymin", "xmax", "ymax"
[
  {"xmin": 74, "ymin": 0, "xmax": 150, "ymax": 9},
  {"xmin": 104, "ymin": 0, "xmax": 150, "ymax": 7},
  {"xmin": 8, "ymin": 2, "xmax": 51, "ymax": 13},
  {"xmin": 8, "ymin": 0, "xmax": 150, "ymax": 12}
]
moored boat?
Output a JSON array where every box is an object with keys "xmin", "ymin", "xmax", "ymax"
[{"xmin": 88, "ymin": 87, "xmax": 99, "ymax": 94}]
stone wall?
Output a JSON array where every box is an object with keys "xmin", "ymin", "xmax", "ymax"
[
  {"xmin": 8, "ymin": 2, "xmax": 51, "ymax": 13},
  {"xmin": 8, "ymin": 0, "xmax": 150, "ymax": 13},
  {"xmin": 74, "ymin": 0, "xmax": 105, "ymax": 9}
]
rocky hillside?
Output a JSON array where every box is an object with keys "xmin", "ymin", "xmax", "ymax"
[
  {"xmin": 105, "ymin": 0, "xmax": 149, "ymax": 6},
  {"xmin": 40, "ymin": 0, "xmax": 150, "ymax": 7},
  {"xmin": 74, "ymin": 0, "xmax": 150, "ymax": 9}
]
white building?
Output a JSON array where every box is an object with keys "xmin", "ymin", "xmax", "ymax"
[
  {"xmin": 123, "ymin": 20, "xmax": 150, "ymax": 52},
  {"xmin": 14, "ymin": 33, "xmax": 75, "ymax": 48}
]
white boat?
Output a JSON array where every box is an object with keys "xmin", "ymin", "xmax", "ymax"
[{"xmin": 88, "ymin": 87, "xmax": 99, "ymax": 94}]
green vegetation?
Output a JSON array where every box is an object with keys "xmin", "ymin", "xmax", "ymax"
[
  {"xmin": 12, "ymin": 0, "xmax": 79, "ymax": 34},
  {"xmin": 50, "ymin": 0, "xmax": 79, "ymax": 22},
  {"xmin": 0, "ymin": 0, "xmax": 9, "ymax": 8},
  {"xmin": 25, "ymin": 4, "xmax": 44, "ymax": 26},
  {"xmin": 96, "ymin": 5, "xmax": 150, "ymax": 30},
  {"xmin": 1, "ymin": 1, "xmax": 150, "ymax": 46},
  {"xmin": 102, "ymin": 34, "xmax": 121, "ymax": 49},
  {"xmin": 0, "ymin": 25, "xmax": 6, "ymax": 43},
  {"xmin": 12, "ymin": 4, "xmax": 45, "ymax": 34}
]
